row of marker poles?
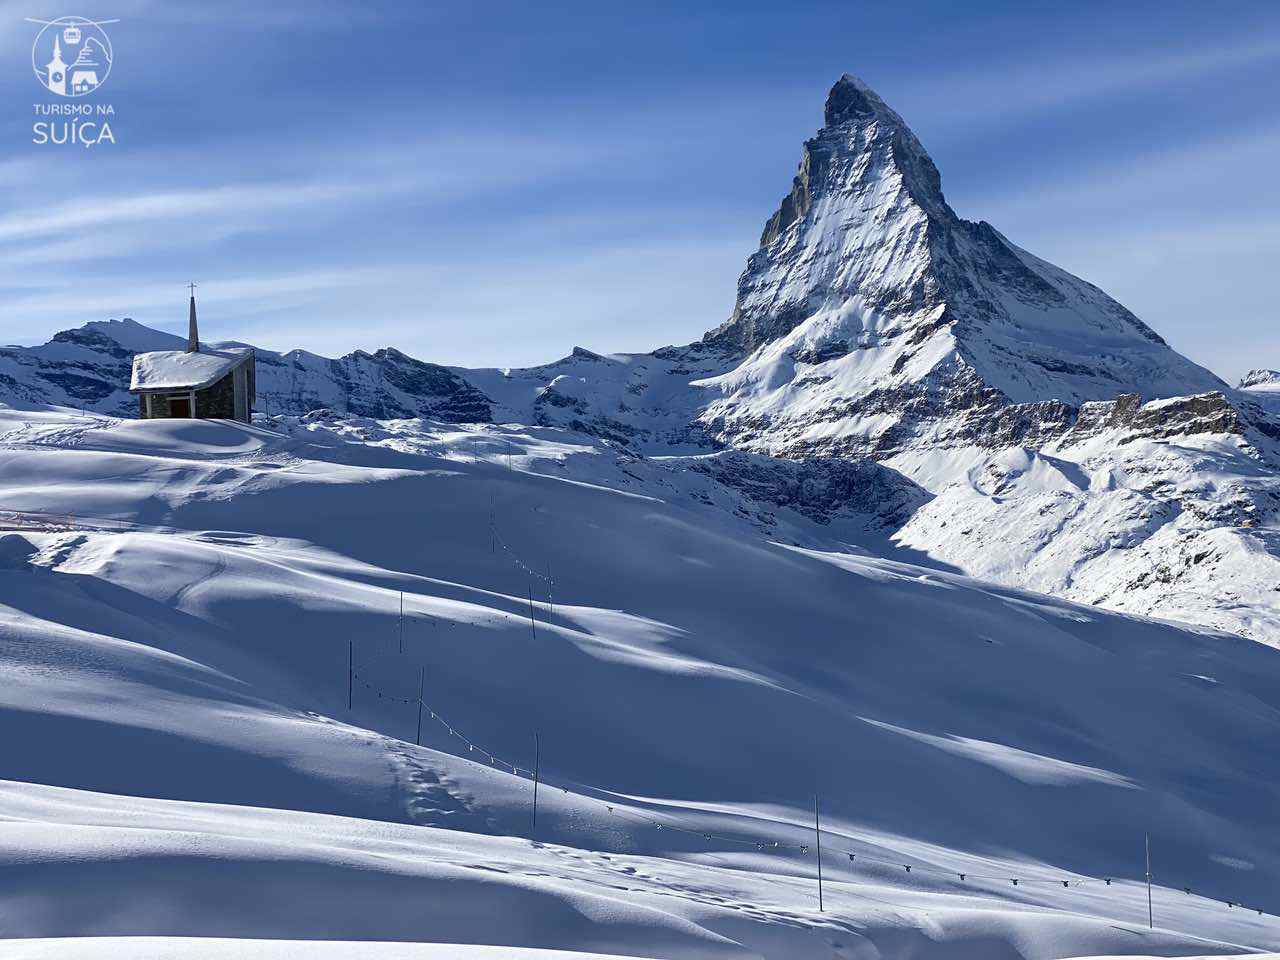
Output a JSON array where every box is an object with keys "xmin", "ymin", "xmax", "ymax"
[
  {"xmin": 343, "ymin": 642, "xmax": 1209, "ymax": 931},
  {"xmin": 345, "ymin": 508, "xmax": 1170, "ymax": 926},
  {"xmin": 812, "ymin": 808, "xmax": 1159, "ymax": 926},
  {"xmin": 339, "ymin": 600, "xmax": 1253, "ymax": 926}
]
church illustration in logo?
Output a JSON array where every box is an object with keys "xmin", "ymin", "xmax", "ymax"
[{"xmin": 29, "ymin": 16, "xmax": 116, "ymax": 98}]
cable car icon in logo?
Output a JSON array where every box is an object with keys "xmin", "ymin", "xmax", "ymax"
[{"xmin": 28, "ymin": 16, "xmax": 117, "ymax": 98}]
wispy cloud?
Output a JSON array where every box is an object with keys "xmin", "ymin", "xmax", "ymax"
[
  {"xmin": 0, "ymin": 181, "xmax": 382, "ymax": 244},
  {"xmin": 896, "ymin": 31, "xmax": 1280, "ymax": 127},
  {"xmin": 0, "ymin": 124, "xmax": 648, "ymax": 283},
  {"xmin": 0, "ymin": 264, "xmax": 413, "ymax": 321},
  {"xmin": 966, "ymin": 124, "xmax": 1280, "ymax": 224}
]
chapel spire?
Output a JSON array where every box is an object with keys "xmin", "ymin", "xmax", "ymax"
[{"xmin": 186, "ymin": 281, "xmax": 199, "ymax": 353}]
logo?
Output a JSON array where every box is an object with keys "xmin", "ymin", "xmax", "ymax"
[
  {"xmin": 29, "ymin": 16, "xmax": 115, "ymax": 98},
  {"xmin": 27, "ymin": 16, "xmax": 118, "ymax": 148}
]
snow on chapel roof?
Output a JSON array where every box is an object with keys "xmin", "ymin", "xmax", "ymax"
[{"xmin": 130, "ymin": 346, "xmax": 252, "ymax": 392}]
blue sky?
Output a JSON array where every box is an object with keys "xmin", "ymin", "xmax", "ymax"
[{"xmin": 0, "ymin": 0, "xmax": 1277, "ymax": 381}]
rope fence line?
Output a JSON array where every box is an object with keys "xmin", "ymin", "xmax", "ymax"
[
  {"xmin": 349, "ymin": 640, "xmax": 1274, "ymax": 922},
  {"xmin": 490, "ymin": 519, "xmax": 555, "ymax": 585}
]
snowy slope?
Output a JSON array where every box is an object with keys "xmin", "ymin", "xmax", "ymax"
[
  {"xmin": 886, "ymin": 393, "xmax": 1280, "ymax": 645},
  {"xmin": 4, "ymin": 406, "xmax": 1280, "ymax": 957}
]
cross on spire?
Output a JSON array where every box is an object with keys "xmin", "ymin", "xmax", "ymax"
[{"xmin": 188, "ymin": 281, "xmax": 198, "ymax": 296}]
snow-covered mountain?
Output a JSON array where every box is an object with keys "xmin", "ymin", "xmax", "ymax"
[{"xmin": 696, "ymin": 75, "xmax": 1230, "ymax": 458}]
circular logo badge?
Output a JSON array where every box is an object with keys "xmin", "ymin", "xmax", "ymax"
[{"xmin": 31, "ymin": 16, "xmax": 113, "ymax": 98}]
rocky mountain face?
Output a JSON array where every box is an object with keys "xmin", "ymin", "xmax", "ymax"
[
  {"xmin": 693, "ymin": 74, "xmax": 1227, "ymax": 459},
  {"xmin": 3, "ymin": 75, "xmax": 1279, "ymax": 644}
]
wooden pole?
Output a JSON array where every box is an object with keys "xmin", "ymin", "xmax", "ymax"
[
  {"xmin": 532, "ymin": 731, "xmax": 541, "ymax": 839},
  {"xmin": 415, "ymin": 666, "xmax": 424, "ymax": 745},
  {"xmin": 528, "ymin": 586, "xmax": 537, "ymax": 639},
  {"xmin": 1146, "ymin": 833, "xmax": 1153, "ymax": 929},
  {"xmin": 815, "ymin": 794, "xmax": 824, "ymax": 912},
  {"xmin": 347, "ymin": 640, "xmax": 353, "ymax": 710},
  {"xmin": 547, "ymin": 565, "xmax": 554, "ymax": 620},
  {"xmin": 399, "ymin": 591, "xmax": 404, "ymax": 654}
]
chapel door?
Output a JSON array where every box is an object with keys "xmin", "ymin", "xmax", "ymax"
[{"xmin": 169, "ymin": 396, "xmax": 191, "ymax": 418}]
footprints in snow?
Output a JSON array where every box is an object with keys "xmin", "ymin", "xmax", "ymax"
[
  {"xmin": 375, "ymin": 736, "xmax": 841, "ymax": 936},
  {"xmin": 540, "ymin": 844, "xmax": 813, "ymax": 928},
  {"xmin": 385, "ymin": 739, "xmax": 498, "ymax": 833}
]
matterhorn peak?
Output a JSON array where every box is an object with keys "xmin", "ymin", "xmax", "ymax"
[{"xmin": 696, "ymin": 72, "xmax": 1224, "ymax": 457}]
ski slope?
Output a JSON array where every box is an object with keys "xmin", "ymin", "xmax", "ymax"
[{"xmin": 3, "ymin": 404, "xmax": 1280, "ymax": 958}]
